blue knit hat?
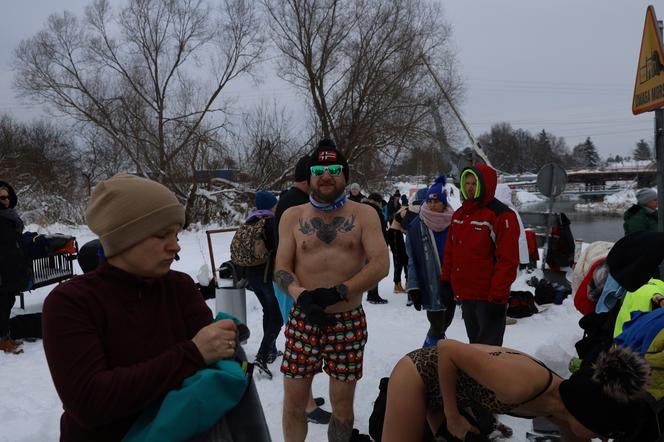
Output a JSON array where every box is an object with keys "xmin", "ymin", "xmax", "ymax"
[
  {"xmin": 426, "ymin": 176, "xmax": 447, "ymax": 205},
  {"xmin": 255, "ymin": 191, "xmax": 278, "ymax": 210}
]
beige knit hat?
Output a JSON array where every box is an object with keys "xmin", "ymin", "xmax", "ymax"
[{"xmin": 85, "ymin": 173, "xmax": 185, "ymax": 257}]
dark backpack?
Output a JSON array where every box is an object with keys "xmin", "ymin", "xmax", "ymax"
[
  {"xmin": 230, "ymin": 217, "xmax": 270, "ymax": 267},
  {"xmin": 20, "ymin": 231, "xmax": 53, "ymax": 260},
  {"xmin": 507, "ymin": 291, "xmax": 539, "ymax": 318},
  {"xmin": 534, "ymin": 279, "xmax": 556, "ymax": 305},
  {"xmin": 9, "ymin": 313, "xmax": 43, "ymax": 339}
]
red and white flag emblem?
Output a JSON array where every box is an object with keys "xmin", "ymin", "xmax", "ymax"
[{"xmin": 318, "ymin": 150, "xmax": 337, "ymax": 162}]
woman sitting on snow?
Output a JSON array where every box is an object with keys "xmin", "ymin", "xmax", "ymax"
[{"xmin": 382, "ymin": 340, "xmax": 649, "ymax": 442}]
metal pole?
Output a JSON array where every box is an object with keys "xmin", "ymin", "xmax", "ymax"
[
  {"xmin": 657, "ymin": 20, "xmax": 664, "ymax": 276},
  {"xmin": 421, "ymin": 56, "xmax": 491, "ymax": 166},
  {"xmin": 656, "ymin": 109, "xmax": 664, "ymax": 235}
]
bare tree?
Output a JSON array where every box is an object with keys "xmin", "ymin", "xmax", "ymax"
[
  {"xmin": 0, "ymin": 115, "xmax": 86, "ymax": 224},
  {"xmin": 234, "ymin": 101, "xmax": 311, "ymax": 190},
  {"xmin": 263, "ymin": 0, "xmax": 463, "ymax": 176},
  {"xmin": 13, "ymin": 0, "xmax": 265, "ymax": 219}
]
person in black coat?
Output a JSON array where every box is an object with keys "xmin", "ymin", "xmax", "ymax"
[
  {"xmin": 362, "ymin": 192, "xmax": 389, "ymax": 304},
  {"xmin": 0, "ymin": 181, "xmax": 29, "ymax": 354},
  {"xmin": 243, "ymin": 191, "xmax": 281, "ymax": 376},
  {"xmin": 348, "ymin": 182, "xmax": 364, "ymax": 202}
]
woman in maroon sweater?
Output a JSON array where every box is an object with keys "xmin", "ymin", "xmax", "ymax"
[{"xmin": 43, "ymin": 174, "xmax": 238, "ymax": 441}]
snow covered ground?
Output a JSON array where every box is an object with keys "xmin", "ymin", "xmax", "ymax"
[{"xmin": 1, "ymin": 223, "xmax": 586, "ymax": 442}]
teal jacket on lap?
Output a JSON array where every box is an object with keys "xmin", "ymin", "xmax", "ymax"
[{"xmin": 123, "ymin": 313, "xmax": 249, "ymax": 442}]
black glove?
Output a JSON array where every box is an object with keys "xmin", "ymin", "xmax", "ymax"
[
  {"xmin": 409, "ymin": 289, "xmax": 422, "ymax": 311},
  {"xmin": 297, "ymin": 290, "xmax": 337, "ymax": 328},
  {"xmin": 486, "ymin": 301, "xmax": 507, "ymax": 320},
  {"xmin": 308, "ymin": 304, "xmax": 337, "ymax": 328},
  {"xmin": 440, "ymin": 281, "xmax": 454, "ymax": 306},
  {"xmin": 308, "ymin": 287, "xmax": 348, "ymax": 308}
]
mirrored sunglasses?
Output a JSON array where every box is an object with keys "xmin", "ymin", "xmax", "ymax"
[{"xmin": 310, "ymin": 164, "xmax": 343, "ymax": 177}]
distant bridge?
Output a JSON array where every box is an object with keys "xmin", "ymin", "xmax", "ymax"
[
  {"xmin": 503, "ymin": 166, "xmax": 655, "ymax": 196},
  {"xmin": 515, "ymin": 183, "xmax": 626, "ymax": 197},
  {"xmin": 565, "ymin": 168, "xmax": 655, "ymax": 184}
]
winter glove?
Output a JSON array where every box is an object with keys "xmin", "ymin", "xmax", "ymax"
[
  {"xmin": 409, "ymin": 289, "xmax": 422, "ymax": 311},
  {"xmin": 297, "ymin": 290, "xmax": 337, "ymax": 328},
  {"xmin": 306, "ymin": 304, "xmax": 337, "ymax": 328},
  {"xmin": 486, "ymin": 301, "xmax": 507, "ymax": 320},
  {"xmin": 305, "ymin": 286, "xmax": 348, "ymax": 308},
  {"xmin": 440, "ymin": 281, "xmax": 454, "ymax": 306}
]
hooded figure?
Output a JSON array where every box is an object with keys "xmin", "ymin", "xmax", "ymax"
[
  {"xmin": 440, "ymin": 164, "xmax": 520, "ymax": 346},
  {"xmin": 0, "ymin": 181, "xmax": 29, "ymax": 354}
]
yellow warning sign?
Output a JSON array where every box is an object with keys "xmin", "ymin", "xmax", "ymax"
[{"xmin": 633, "ymin": 6, "xmax": 664, "ymax": 114}]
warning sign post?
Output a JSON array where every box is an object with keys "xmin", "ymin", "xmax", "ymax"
[
  {"xmin": 633, "ymin": 6, "xmax": 664, "ymax": 114},
  {"xmin": 633, "ymin": 6, "xmax": 664, "ymax": 274}
]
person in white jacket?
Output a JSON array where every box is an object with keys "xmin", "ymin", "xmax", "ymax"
[{"xmin": 494, "ymin": 184, "xmax": 529, "ymax": 268}]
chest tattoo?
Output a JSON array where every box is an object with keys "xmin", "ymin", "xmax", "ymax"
[{"xmin": 298, "ymin": 215, "xmax": 356, "ymax": 244}]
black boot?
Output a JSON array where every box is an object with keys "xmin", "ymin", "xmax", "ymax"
[
  {"xmin": 367, "ymin": 287, "xmax": 388, "ymax": 304},
  {"xmin": 254, "ymin": 355, "xmax": 273, "ymax": 379}
]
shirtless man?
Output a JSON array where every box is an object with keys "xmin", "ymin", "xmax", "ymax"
[{"xmin": 275, "ymin": 139, "xmax": 389, "ymax": 442}]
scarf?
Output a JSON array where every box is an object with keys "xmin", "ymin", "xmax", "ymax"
[
  {"xmin": 246, "ymin": 209, "xmax": 274, "ymax": 223},
  {"xmin": 309, "ymin": 193, "xmax": 347, "ymax": 212},
  {"xmin": 0, "ymin": 207, "xmax": 24, "ymax": 233},
  {"xmin": 419, "ymin": 204, "xmax": 452, "ymax": 233}
]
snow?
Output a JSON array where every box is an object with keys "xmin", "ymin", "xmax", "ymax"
[
  {"xmin": 575, "ymin": 184, "xmax": 655, "ymax": 214},
  {"xmin": 515, "ymin": 189, "xmax": 544, "ymax": 205},
  {"xmin": 1, "ymin": 224, "xmax": 590, "ymax": 442}
]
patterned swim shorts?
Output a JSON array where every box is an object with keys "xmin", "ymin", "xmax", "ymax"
[{"xmin": 280, "ymin": 305, "xmax": 368, "ymax": 381}]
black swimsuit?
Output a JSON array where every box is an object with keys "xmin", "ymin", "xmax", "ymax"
[{"xmin": 406, "ymin": 346, "xmax": 559, "ymax": 417}]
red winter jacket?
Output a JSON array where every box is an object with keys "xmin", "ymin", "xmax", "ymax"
[
  {"xmin": 43, "ymin": 262, "xmax": 213, "ymax": 441},
  {"xmin": 441, "ymin": 164, "xmax": 520, "ymax": 304}
]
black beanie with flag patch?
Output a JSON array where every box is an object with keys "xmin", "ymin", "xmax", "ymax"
[{"xmin": 307, "ymin": 138, "xmax": 349, "ymax": 183}]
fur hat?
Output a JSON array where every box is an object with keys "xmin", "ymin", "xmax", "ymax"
[
  {"xmin": 606, "ymin": 231, "xmax": 664, "ymax": 292},
  {"xmin": 255, "ymin": 190, "xmax": 277, "ymax": 210},
  {"xmin": 559, "ymin": 346, "xmax": 649, "ymax": 437},
  {"xmin": 426, "ymin": 176, "xmax": 448, "ymax": 205},
  {"xmin": 85, "ymin": 173, "xmax": 185, "ymax": 257},
  {"xmin": 294, "ymin": 155, "xmax": 310, "ymax": 182},
  {"xmin": 307, "ymin": 139, "xmax": 349, "ymax": 183},
  {"xmin": 636, "ymin": 188, "xmax": 657, "ymax": 206}
]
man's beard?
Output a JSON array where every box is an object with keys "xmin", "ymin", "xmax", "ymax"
[{"xmin": 311, "ymin": 181, "xmax": 345, "ymax": 203}]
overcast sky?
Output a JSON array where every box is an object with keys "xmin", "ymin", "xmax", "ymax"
[{"xmin": 0, "ymin": 1, "xmax": 659, "ymax": 157}]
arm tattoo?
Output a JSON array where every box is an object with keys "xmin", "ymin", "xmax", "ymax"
[
  {"xmin": 274, "ymin": 270, "xmax": 294, "ymax": 292},
  {"xmin": 298, "ymin": 215, "xmax": 356, "ymax": 244}
]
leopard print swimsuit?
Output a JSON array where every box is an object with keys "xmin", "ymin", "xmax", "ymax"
[{"xmin": 406, "ymin": 346, "xmax": 555, "ymax": 415}]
